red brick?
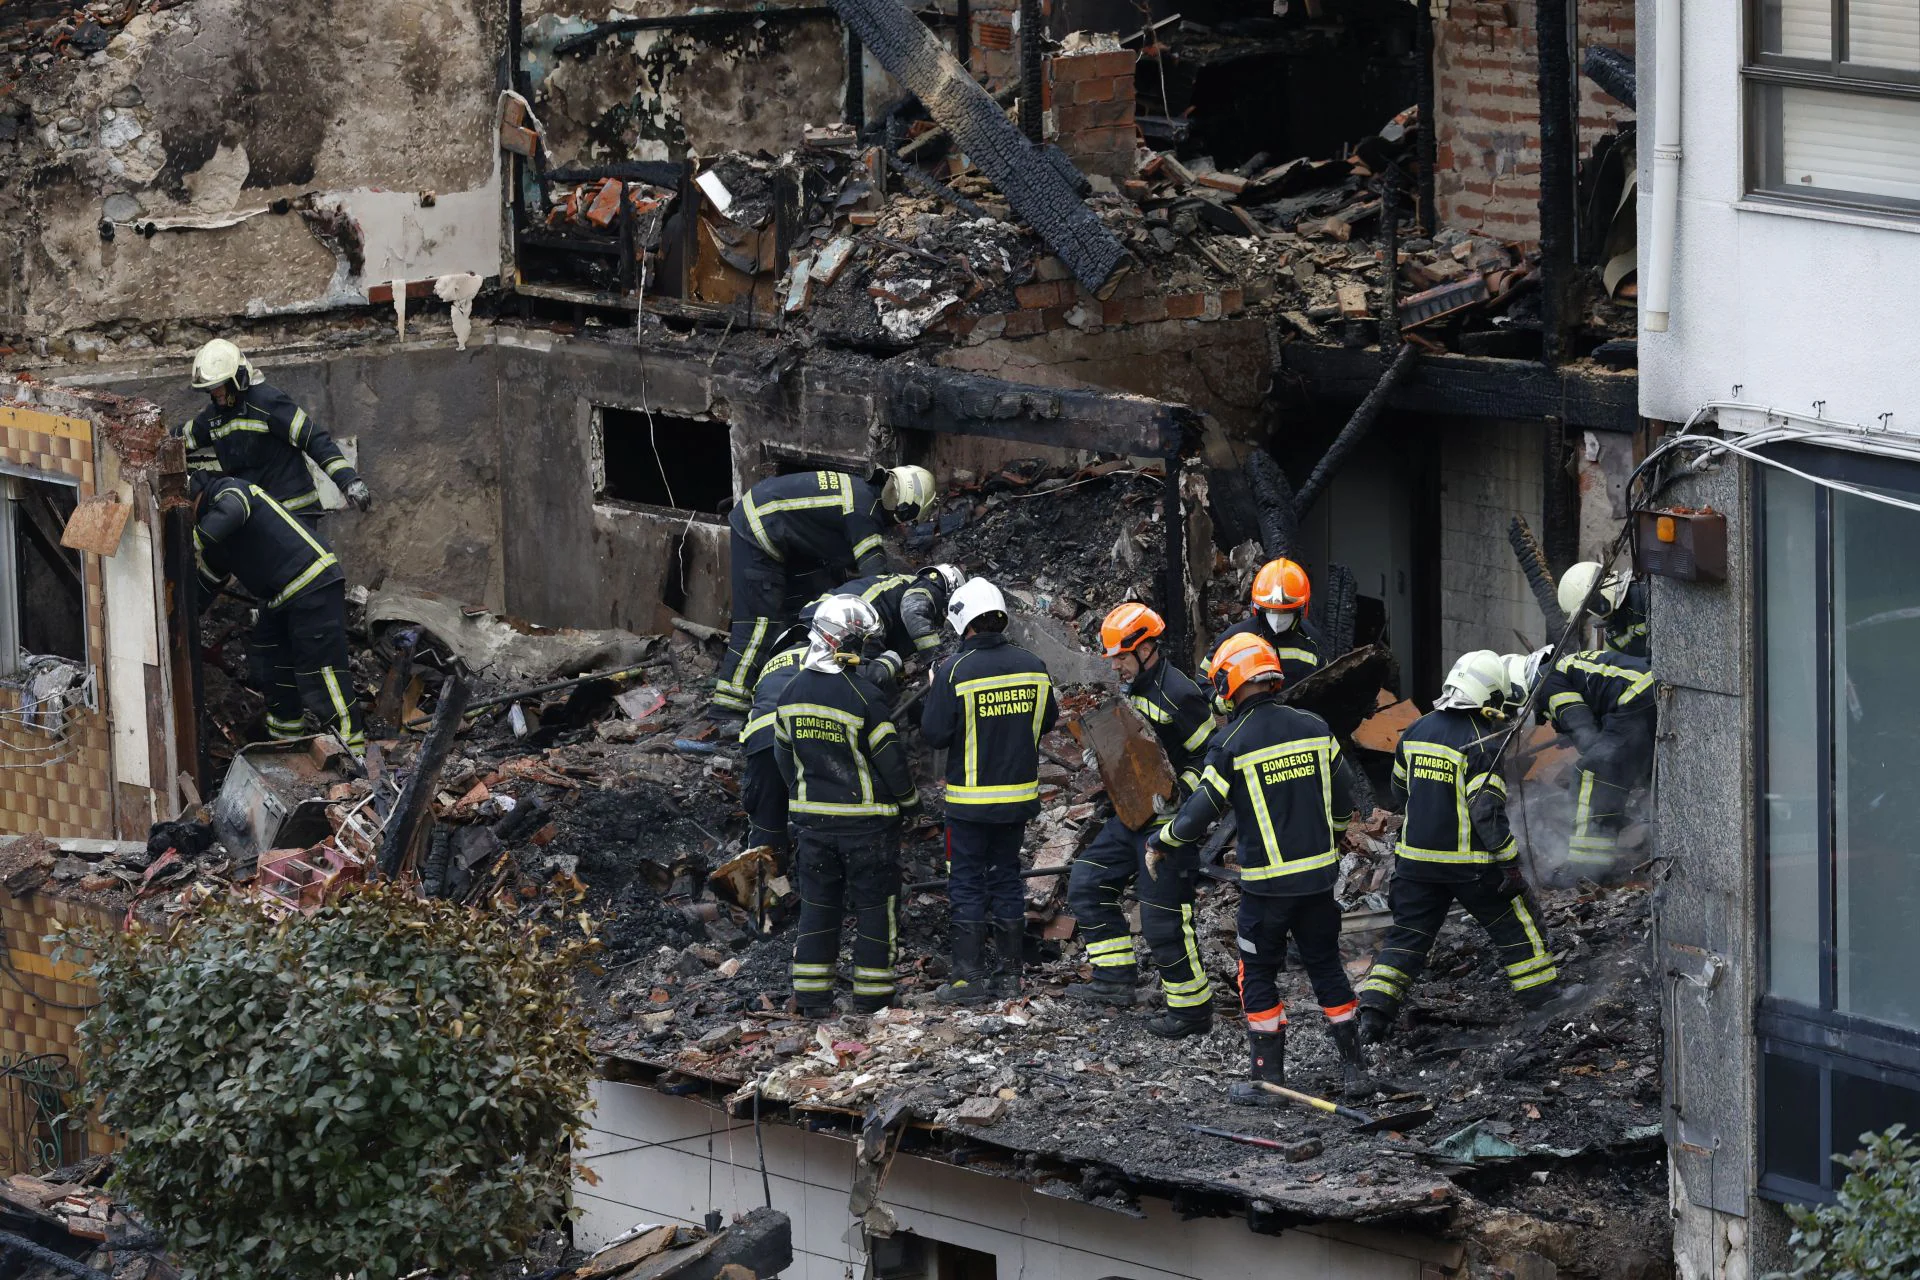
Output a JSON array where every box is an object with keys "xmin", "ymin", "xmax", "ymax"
[
  {"xmin": 1123, "ymin": 295, "xmax": 1168, "ymax": 324},
  {"xmin": 1041, "ymin": 306, "xmax": 1071, "ymax": 330},
  {"xmin": 1075, "ymin": 75, "xmax": 1116, "ymax": 103},
  {"xmin": 1016, "ymin": 280, "xmax": 1068, "ymax": 309},
  {"xmin": 1060, "ymin": 98, "xmax": 1134, "ymax": 132},
  {"xmin": 1002, "ymin": 308, "xmax": 1045, "ymax": 337},
  {"xmin": 1164, "ymin": 293, "xmax": 1206, "ymax": 320},
  {"xmin": 1102, "ymin": 298, "xmax": 1128, "ymax": 325},
  {"xmin": 1220, "ymin": 287, "xmax": 1245, "ymax": 315},
  {"xmin": 1067, "ymin": 50, "xmax": 1136, "ymax": 78}
]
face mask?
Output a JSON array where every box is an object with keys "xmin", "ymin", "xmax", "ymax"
[{"xmin": 1264, "ymin": 609, "xmax": 1296, "ymax": 633}]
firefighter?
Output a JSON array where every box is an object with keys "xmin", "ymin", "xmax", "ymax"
[
  {"xmin": 774, "ymin": 595, "xmax": 919, "ymax": 1016},
  {"xmin": 1557, "ymin": 561, "xmax": 1649, "ymax": 658},
  {"xmin": 712, "ymin": 465, "xmax": 935, "ymax": 719},
  {"xmin": 1535, "ymin": 646, "xmax": 1655, "ymax": 877},
  {"xmin": 191, "ymin": 472, "xmax": 364, "ymax": 752},
  {"xmin": 1356, "ymin": 651, "xmax": 1561, "ymax": 1045},
  {"xmin": 740, "ymin": 604, "xmax": 819, "ymax": 862},
  {"xmin": 835, "ymin": 564, "xmax": 966, "ymax": 661},
  {"xmin": 1206, "ymin": 557, "xmax": 1326, "ymax": 688},
  {"xmin": 1148, "ymin": 632, "xmax": 1372, "ymax": 1102},
  {"xmin": 923, "ymin": 579, "xmax": 1058, "ymax": 1005},
  {"xmin": 183, "ymin": 340, "xmax": 371, "ymax": 521},
  {"xmin": 1065, "ymin": 603, "xmax": 1219, "ymax": 1037}
]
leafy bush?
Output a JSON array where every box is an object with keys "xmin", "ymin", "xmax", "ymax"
[
  {"xmin": 1780, "ymin": 1124, "xmax": 1920, "ymax": 1280},
  {"xmin": 74, "ymin": 885, "xmax": 596, "ymax": 1279}
]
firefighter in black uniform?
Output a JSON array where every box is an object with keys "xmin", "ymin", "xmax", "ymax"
[
  {"xmin": 1535, "ymin": 646, "xmax": 1655, "ymax": 877},
  {"xmin": 741, "ymin": 614, "xmax": 814, "ymax": 861},
  {"xmin": 1149, "ymin": 632, "xmax": 1372, "ymax": 1102},
  {"xmin": 1557, "ymin": 562, "xmax": 1649, "ymax": 659},
  {"xmin": 1205, "ymin": 557, "xmax": 1326, "ymax": 688},
  {"xmin": 713, "ymin": 465, "xmax": 936, "ymax": 718},
  {"xmin": 834, "ymin": 564, "xmax": 966, "ymax": 661},
  {"xmin": 1356, "ymin": 651, "xmax": 1561, "ymax": 1044},
  {"xmin": 774, "ymin": 595, "xmax": 920, "ymax": 1016},
  {"xmin": 183, "ymin": 339, "xmax": 371, "ymax": 521},
  {"xmin": 1065, "ymin": 602, "xmax": 1220, "ymax": 1037},
  {"xmin": 192, "ymin": 472, "xmax": 364, "ymax": 751},
  {"xmin": 922, "ymin": 579, "xmax": 1058, "ymax": 1005}
]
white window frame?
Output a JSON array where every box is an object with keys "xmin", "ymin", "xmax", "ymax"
[{"xmin": 0, "ymin": 466, "xmax": 89, "ymax": 680}]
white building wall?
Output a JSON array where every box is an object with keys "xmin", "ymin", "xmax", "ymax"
[
  {"xmin": 1636, "ymin": 0, "xmax": 1920, "ymax": 432},
  {"xmin": 1439, "ymin": 420, "xmax": 1549, "ymax": 661},
  {"xmin": 578, "ymin": 1083, "xmax": 1456, "ymax": 1280}
]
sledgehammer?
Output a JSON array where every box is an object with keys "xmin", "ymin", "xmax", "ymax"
[{"xmin": 1255, "ymin": 1083, "xmax": 1435, "ymax": 1134}]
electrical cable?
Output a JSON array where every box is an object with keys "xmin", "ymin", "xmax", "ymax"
[
  {"xmin": 0, "ymin": 951, "xmax": 100, "ymax": 1012},
  {"xmin": 752, "ymin": 1084, "xmax": 772, "ymax": 1208}
]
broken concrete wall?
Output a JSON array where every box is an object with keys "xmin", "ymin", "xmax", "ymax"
[
  {"xmin": 1438, "ymin": 416, "xmax": 1548, "ymax": 658},
  {"xmin": 525, "ymin": 4, "xmax": 851, "ymax": 165},
  {"xmin": 97, "ymin": 341, "xmax": 506, "ymax": 611},
  {"xmin": 1434, "ymin": 0, "xmax": 1636, "ymax": 240},
  {"xmin": 0, "ymin": 0, "xmax": 506, "ymax": 340}
]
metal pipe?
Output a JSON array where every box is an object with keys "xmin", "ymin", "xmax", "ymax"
[{"xmin": 1644, "ymin": 0, "xmax": 1681, "ymax": 331}]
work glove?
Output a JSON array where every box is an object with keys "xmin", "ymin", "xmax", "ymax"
[
  {"xmin": 345, "ymin": 479, "xmax": 373, "ymax": 512},
  {"xmin": 1493, "ymin": 863, "xmax": 1527, "ymax": 900},
  {"xmin": 1143, "ymin": 836, "xmax": 1168, "ymax": 881}
]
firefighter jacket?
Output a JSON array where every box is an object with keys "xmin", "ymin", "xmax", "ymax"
[
  {"xmin": 1123, "ymin": 655, "xmax": 1216, "ymax": 797},
  {"xmin": 1207, "ymin": 612, "xmax": 1327, "ymax": 688},
  {"xmin": 922, "ymin": 631, "xmax": 1058, "ymax": 824},
  {"xmin": 774, "ymin": 664, "xmax": 918, "ymax": 833},
  {"xmin": 743, "ymin": 639, "xmax": 809, "ymax": 756},
  {"xmin": 194, "ymin": 477, "xmax": 342, "ymax": 609},
  {"xmin": 1157, "ymin": 691, "xmax": 1359, "ymax": 897},
  {"xmin": 839, "ymin": 572, "xmax": 947, "ymax": 654},
  {"xmin": 1604, "ymin": 582, "xmax": 1650, "ymax": 658},
  {"xmin": 1390, "ymin": 707, "xmax": 1516, "ymax": 882},
  {"xmin": 1540, "ymin": 650, "xmax": 1654, "ymax": 752},
  {"xmin": 730, "ymin": 470, "xmax": 889, "ymax": 576},
  {"xmin": 184, "ymin": 383, "xmax": 360, "ymax": 515}
]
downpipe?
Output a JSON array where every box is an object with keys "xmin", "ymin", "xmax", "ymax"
[{"xmin": 1644, "ymin": 0, "xmax": 1681, "ymax": 332}]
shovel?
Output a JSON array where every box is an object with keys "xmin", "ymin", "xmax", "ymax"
[{"xmin": 1255, "ymin": 1082, "xmax": 1435, "ymax": 1134}]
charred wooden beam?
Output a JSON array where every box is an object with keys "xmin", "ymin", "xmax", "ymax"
[
  {"xmin": 825, "ymin": 0, "xmax": 1124, "ymax": 290},
  {"xmin": 879, "ymin": 365, "xmax": 1185, "ymax": 455},
  {"xmin": 1018, "ymin": 0, "xmax": 1043, "ymax": 142},
  {"xmin": 1535, "ymin": 0, "xmax": 1577, "ymax": 363},
  {"xmin": 1274, "ymin": 346, "xmax": 1640, "ymax": 433},
  {"xmin": 1292, "ymin": 343, "xmax": 1419, "ymax": 518},
  {"xmin": 1509, "ymin": 514, "xmax": 1570, "ymax": 636},
  {"xmin": 377, "ymin": 676, "xmax": 470, "ymax": 880}
]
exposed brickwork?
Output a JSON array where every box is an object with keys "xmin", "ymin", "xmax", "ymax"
[
  {"xmin": 1, "ymin": 887, "xmax": 120, "ymax": 1168},
  {"xmin": 1043, "ymin": 48, "xmax": 1137, "ymax": 181},
  {"xmin": 941, "ymin": 275, "xmax": 1245, "ymax": 342},
  {"xmin": 1433, "ymin": 0, "xmax": 1636, "ymax": 241}
]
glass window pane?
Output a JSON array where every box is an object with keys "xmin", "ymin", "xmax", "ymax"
[
  {"xmin": 1755, "ymin": 82, "xmax": 1920, "ymax": 211},
  {"xmin": 1762, "ymin": 1051, "xmax": 1825, "ymax": 1186},
  {"xmin": 1833, "ymin": 487, "xmax": 1920, "ymax": 1032},
  {"xmin": 1849, "ymin": 0, "xmax": 1920, "ymax": 70},
  {"xmin": 1761, "ymin": 0, "xmax": 1833, "ymax": 58},
  {"xmin": 1831, "ymin": 1067, "xmax": 1920, "ymax": 1172},
  {"xmin": 1765, "ymin": 469, "xmax": 1821, "ymax": 1005}
]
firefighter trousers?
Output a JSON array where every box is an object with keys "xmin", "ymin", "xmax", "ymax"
[
  {"xmin": 1068, "ymin": 814, "xmax": 1141, "ymax": 978},
  {"xmin": 1235, "ymin": 890, "xmax": 1354, "ymax": 1031},
  {"xmin": 1357, "ymin": 872, "xmax": 1557, "ymax": 1016},
  {"xmin": 1569, "ymin": 711, "xmax": 1654, "ymax": 872},
  {"xmin": 251, "ymin": 580, "xmax": 363, "ymax": 749},
  {"xmin": 1138, "ymin": 836, "xmax": 1213, "ymax": 1014},
  {"xmin": 946, "ymin": 819, "xmax": 1024, "ymax": 927},
  {"xmin": 790, "ymin": 827, "xmax": 900, "ymax": 1003},
  {"xmin": 714, "ymin": 535, "xmax": 787, "ymax": 712}
]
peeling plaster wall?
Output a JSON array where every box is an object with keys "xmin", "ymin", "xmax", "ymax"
[
  {"xmin": 526, "ymin": 4, "xmax": 850, "ymax": 165},
  {"xmin": 96, "ymin": 342, "xmax": 506, "ymax": 611},
  {"xmin": 0, "ymin": 0, "xmax": 506, "ymax": 337}
]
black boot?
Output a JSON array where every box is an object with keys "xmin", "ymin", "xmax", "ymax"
[
  {"xmin": 934, "ymin": 923, "xmax": 993, "ymax": 1005},
  {"xmin": 1145, "ymin": 999, "xmax": 1214, "ymax": 1039},
  {"xmin": 1065, "ymin": 969, "xmax": 1138, "ymax": 1006},
  {"xmin": 850, "ymin": 992, "xmax": 893, "ymax": 1015},
  {"xmin": 1227, "ymin": 1028, "xmax": 1286, "ymax": 1106},
  {"xmin": 1329, "ymin": 1018, "xmax": 1373, "ymax": 1101},
  {"xmin": 795, "ymin": 995, "xmax": 837, "ymax": 1019},
  {"xmin": 1518, "ymin": 980, "xmax": 1589, "ymax": 1015},
  {"xmin": 989, "ymin": 918, "xmax": 1025, "ymax": 997},
  {"xmin": 1357, "ymin": 1004, "xmax": 1393, "ymax": 1045}
]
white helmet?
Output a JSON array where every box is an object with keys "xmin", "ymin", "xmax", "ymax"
[
  {"xmin": 1557, "ymin": 561, "xmax": 1627, "ymax": 619},
  {"xmin": 882, "ymin": 465, "xmax": 937, "ymax": 522},
  {"xmin": 924, "ymin": 563, "xmax": 966, "ymax": 596},
  {"xmin": 191, "ymin": 338, "xmax": 260, "ymax": 391},
  {"xmin": 947, "ymin": 578, "xmax": 1008, "ymax": 635},
  {"xmin": 809, "ymin": 594, "xmax": 882, "ymax": 655},
  {"xmin": 1435, "ymin": 650, "xmax": 1510, "ymax": 713}
]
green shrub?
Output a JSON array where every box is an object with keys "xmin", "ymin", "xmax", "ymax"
[
  {"xmin": 1780, "ymin": 1124, "xmax": 1920, "ymax": 1280},
  {"xmin": 72, "ymin": 884, "xmax": 596, "ymax": 1279}
]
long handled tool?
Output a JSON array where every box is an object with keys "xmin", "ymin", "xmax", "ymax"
[
  {"xmin": 1256, "ymin": 1082, "xmax": 1435, "ymax": 1134},
  {"xmin": 1186, "ymin": 1124, "xmax": 1289, "ymax": 1151}
]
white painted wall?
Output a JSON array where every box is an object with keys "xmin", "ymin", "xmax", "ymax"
[
  {"xmin": 578, "ymin": 1083, "xmax": 1454, "ymax": 1280},
  {"xmin": 1439, "ymin": 420, "xmax": 1549, "ymax": 663},
  {"xmin": 1636, "ymin": 0, "xmax": 1920, "ymax": 433}
]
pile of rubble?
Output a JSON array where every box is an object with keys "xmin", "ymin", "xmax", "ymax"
[{"xmin": 0, "ymin": 1155, "xmax": 175, "ymax": 1279}]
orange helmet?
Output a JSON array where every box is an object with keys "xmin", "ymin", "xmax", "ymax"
[
  {"xmin": 1100, "ymin": 602, "xmax": 1166, "ymax": 657},
  {"xmin": 1208, "ymin": 632, "xmax": 1284, "ymax": 703},
  {"xmin": 1251, "ymin": 558, "xmax": 1311, "ymax": 614}
]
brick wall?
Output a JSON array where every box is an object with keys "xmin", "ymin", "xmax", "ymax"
[
  {"xmin": 1433, "ymin": 0, "xmax": 1636, "ymax": 240},
  {"xmin": 1439, "ymin": 419, "xmax": 1549, "ymax": 658},
  {"xmin": 1043, "ymin": 48, "xmax": 1137, "ymax": 181},
  {"xmin": 969, "ymin": 0, "xmax": 1021, "ymax": 89},
  {"xmin": 1, "ymin": 885, "xmax": 118, "ymax": 1171}
]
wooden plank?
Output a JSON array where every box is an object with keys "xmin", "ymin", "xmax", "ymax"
[
  {"xmin": 59, "ymin": 493, "xmax": 131, "ymax": 555},
  {"xmin": 1275, "ymin": 345, "xmax": 1641, "ymax": 433}
]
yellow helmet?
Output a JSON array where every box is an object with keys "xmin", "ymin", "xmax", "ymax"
[
  {"xmin": 882, "ymin": 465, "xmax": 936, "ymax": 522},
  {"xmin": 1557, "ymin": 561, "xmax": 1626, "ymax": 619},
  {"xmin": 190, "ymin": 338, "xmax": 260, "ymax": 391}
]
